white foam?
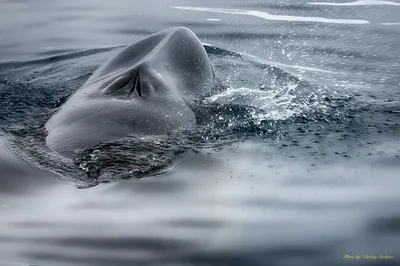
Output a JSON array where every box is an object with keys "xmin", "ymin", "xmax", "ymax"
[
  {"xmin": 153, "ymin": 69, "xmax": 163, "ymax": 78},
  {"xmin": 308, "ymin": 0, "xmax": 400, "ymax": 6},
  {"xmin": 206, "ymin": 18, "xmax": 222, "ymax": 21},
  {"xmin": 171, "ymin": 6, "xmax": 370, "ymax": 24},
  {"xmin": 203, "ymin": 86, "xmax": 299, "ymax": 121},
  {"xmin": 381, "ymin": 22, "xmax": 400, "ymax": 25}
]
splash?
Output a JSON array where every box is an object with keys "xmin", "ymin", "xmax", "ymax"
[{"xmin": 203, "ymin": 86, "xmax": 299, "ymax": 121}]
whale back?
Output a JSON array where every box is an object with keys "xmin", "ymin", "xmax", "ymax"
[
  {"xmin": 45, "ymin": 27, "xmax": 215, "ymax": 158},
  {"xmin": 85, "ymin": 27, "xmax": 215, "ymax": 100}
]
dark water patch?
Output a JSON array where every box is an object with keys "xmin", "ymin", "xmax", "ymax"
[
  {"xmin": 369, "ymin": 261, "xmax": 400, "ymax": 266},
  {"xmin": 0, "ymin": 236, "xmax": 14, "ymax": 244},
  {"xmin": 7, "ymin": 127, "xmax": 84, "ymax": 185},
  {"xmin": 25, "ymin": 236, "xmax": 199, "ymax": 266},
  {"xmin": 203, "ymin": 45, "xmax": 243, "ymax": 58},
  {"xmin": 368, "ymin": 216, "xmax": 400, "ymax": 235},
  {"xmin": 178, "ymin": 245, "xmax": 331, "ymax": 266},
  {"xmin": 67, "ymin": 200, "xmax": 135, "ymax": 211},
  {"xmin": 54, "ymin": 4, "xmax": 99, "ymax": 13},
  {"xmin": 0, "ymin": 138, "xmax": 62, "ymax": 196},
  {"xmin": 368, "ymin": 27, "xmax": 400, "ymax": 41},
  {"xmin": 246, "ymin": 198, "xmax": 362, "ymax": 210},
  {"xmin": 166, "ymin": 21, "xmax": 223, "ymax": 28},
  {"xmin": 0, "ymin": 163, "xmax": 56, "ymax": 195},
  {"xmin": 0, "ymin": 78, "xmax": 87, "ymax": 184},
  {"xmin": 99, "ymin": 28, "xmax": 156, "ymax": 36},
  {"xmin": 307, "ymin": 46, "xmax": 386, "ymax": 60},
  {"xmin": 163, "ymin": 219, "xmax": 226, "ymax": 229},
  {"xmin": 0, "ymin": 43, "xmax": 24, "ymax": 49},
  {"xmin": 41, "ymin": 36, "xmax": 78, "ymax": 44},
  {"xmin": 108, "ymin": 177, "xmax": 189, "ymax": 195},
  {"xmin": 52, "ymin": 14, "xmax": 86, "ymax": 22},
  {"xmin": 1, "ymin": 0, "xmax": 29, "ymax": 3},
  {"xmin": 25, "ymin": 251, "xmax": 149, "ymax": 266},
  {"xmin": 0, "ymin": 80, "xmax": 58, "ymax": 128},
  {"xmin": 274, "ymin": 174, "xmax": 360, "ymax": 188},
  {"xmin": 24, "ymin": 20, "xmax": 49, "ymax": 29},
  {"xmin": 11, "ymin": 221, "xmax": 83, "ymax": 230},
  {"xmin": 324, "ymin": 61, "xmax": 383, "ymax": 73},
  {"xmin": 48, "ymin": 235, "xmax": 198, "ymax": 252},
  {"xmin": 36, "ymin": 48, "xmax": 87, "ymax": 57}
]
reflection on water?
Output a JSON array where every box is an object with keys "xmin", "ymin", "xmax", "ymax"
[
  {"xmin": 1, "ymin": 138, "xmax": 400, "ymax": 265},
  {"xmin": 1, "ymin": 0, "xmax": 400, "ymax": 265}
]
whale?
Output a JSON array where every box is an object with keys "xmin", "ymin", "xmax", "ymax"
[{"xmin": 45, "ymin": 27, "xmax": 215, "ymax": 158}]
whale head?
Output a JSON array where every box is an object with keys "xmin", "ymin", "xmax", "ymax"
[{"xmin": 45, "ymin": 27, "xmax": 215, "ymax": 158}]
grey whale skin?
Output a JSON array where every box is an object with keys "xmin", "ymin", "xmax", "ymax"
[{"xmin": 45, "ymin": 27, "xmax": 215, "ymax": 158}]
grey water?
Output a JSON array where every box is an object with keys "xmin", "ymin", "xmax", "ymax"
[{"xmin": 0, "ymin": 0, "xmax": 400, "ymax": 265}]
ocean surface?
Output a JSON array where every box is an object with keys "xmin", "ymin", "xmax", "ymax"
[{"xmin": 0, "ymin": 0, "xmax": 400, "ymax": 265}]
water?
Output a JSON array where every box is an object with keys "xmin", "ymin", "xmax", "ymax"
[{"xmin": 0, "ymin": 0, "xmax": 400, "ymax": 265}]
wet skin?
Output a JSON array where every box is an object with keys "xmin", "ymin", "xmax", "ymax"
[{"xmin": 45, "ymin": 27, "xmax": 215, "ymax": 158}]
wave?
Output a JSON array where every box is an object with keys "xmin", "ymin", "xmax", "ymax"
[
  {"xmin": 0, "ymin": 45, "xmax": 124, "ymax": 69},
  {"xmin": 171, "ymin": 6, "xmax": 370, "ymax": 24},
  {"xmin": 308, "ymin": 0, "xmax": 400, "ymax": 6}
]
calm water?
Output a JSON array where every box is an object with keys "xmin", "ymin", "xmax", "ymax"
[{"xmin": 0, "ymin": 0, "xmax": 400, "ymax": 265}]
